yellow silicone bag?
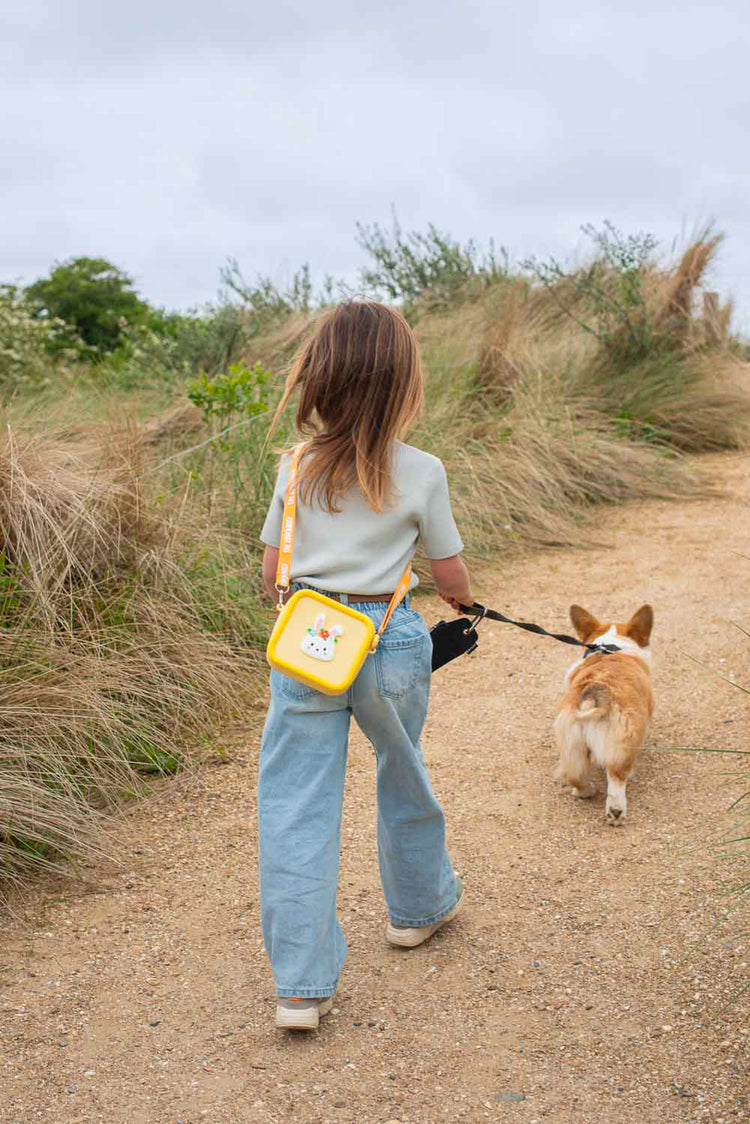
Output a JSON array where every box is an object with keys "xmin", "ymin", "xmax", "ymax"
[
  {"xmin": 267, "ymin": 588, "xmax": 376, "ymax": 696},
  {"xmin": 265, "ymin": 445, "xmax": 411, "ymax": 696}
]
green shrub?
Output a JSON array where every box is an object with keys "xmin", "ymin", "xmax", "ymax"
[
  {"xmin": 25, "ymin": 256, "xmax": 152, "ymax": 356},
  {"xmin": 524, "ymin": 221, "xmax": 660, "ymax": 366},
  {"xmin": 356, "ymin": 213, "xmax": 508, "ymax": 310},
  {"xmin": 220, "ymin": 258, "xmax": 317, "ymax": 318},
  {"xmin": 186, "ymin": 361, "xmax": 271, "ymax": 432},
  {"xmin": 120, "ymin": 303, "xmax": 256, "ymax": 378}
]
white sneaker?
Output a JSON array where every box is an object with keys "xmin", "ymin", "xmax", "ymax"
[
  {"xmin": 386, "ymin": 877, "xmax": 465, "ymax": 948},
  {"xmin": 275, "ymin": 996, "xmax": 334, "ymax": 1030}
]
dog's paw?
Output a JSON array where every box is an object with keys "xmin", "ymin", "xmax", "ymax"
[
  {"xmin": 571, "ymin": 783, "xmax": 596, "ymax": 800},
  {"xmin": 605, "ymin": 800, "xmax": 626, "ymax": 826}
]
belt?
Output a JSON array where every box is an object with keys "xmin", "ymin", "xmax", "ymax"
[
  {"xmin": 295, "ymin": 584, "xmax": 398, "ymax": 604},
  {"xmin": 342, "ymin": 592, "xmax": 393, "ymax": 603}
]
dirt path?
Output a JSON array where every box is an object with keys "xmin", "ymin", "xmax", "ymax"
[{"xmin": 2, "ymin": 455, "xmax": 749, "ymax": 1124}]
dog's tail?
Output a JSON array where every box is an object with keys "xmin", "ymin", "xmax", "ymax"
[{"xmin": 575, "ymin": 682, "xmax": 612, "ymax": 721}]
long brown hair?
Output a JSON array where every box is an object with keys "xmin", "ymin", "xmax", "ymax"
[{"xmin": 269, "ymin": 301, "xmax": 424, "ymax": 512}]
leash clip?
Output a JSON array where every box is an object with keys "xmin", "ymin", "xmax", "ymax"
[{"xmin": 463, "ymin": 604, "xmax": 487, "ymax": 636}]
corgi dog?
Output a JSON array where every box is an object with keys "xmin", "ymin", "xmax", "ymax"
[{"xmin": 554, "ymin": 604, "xmax": 654, "ymax": 825}]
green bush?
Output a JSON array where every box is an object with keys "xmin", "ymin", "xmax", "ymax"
[
  {"xmin": 149, "ymin": 304, "xmax": 252, "ymax": 375},
  {"xmin": 25, "ymin": 256, "xmax": 152, "ymax": 356}
]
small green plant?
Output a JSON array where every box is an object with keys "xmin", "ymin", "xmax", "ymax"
[
  {"xmin": 123, "ymin": 737, "xmax": 184, "ymax": 775},
  {"xmin": 183, "ymin": 361, "xmax": 276, "ymax": 522},
  {"xmin": 0, "ymin": 554, "xmax": 25, "ymax": 619},
  {"xmin": 186, "ymin": 361, "xmax": 271, "ymax": 436},
  {"xmin": 612, "ymin": 408, "xmax": 672, "ymax": 445}
]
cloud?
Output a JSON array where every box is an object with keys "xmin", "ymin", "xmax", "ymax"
[{"xmin": 3, "ymin": 0, "xmax": 749, "ymax": 328}]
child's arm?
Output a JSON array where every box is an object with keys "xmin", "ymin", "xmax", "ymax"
[
  {"xmin": 262, "ymin": 545, "xmax": 280, "ymax": 603},
  {"xmin": 428, "ymin": 553, "xmax": 474, "ymax": 612}
]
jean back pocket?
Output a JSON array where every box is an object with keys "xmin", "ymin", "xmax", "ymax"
[{"xmin": 374, "ymin": 629, "xmax": 428, "ymax": 699}]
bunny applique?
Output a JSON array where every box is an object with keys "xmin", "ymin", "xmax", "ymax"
[{"xmin": 301, "ymin": 614, "xmax": 343, "ymax": 662}]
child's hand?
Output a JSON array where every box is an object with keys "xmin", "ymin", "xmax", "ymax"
[{"xmin": 439, "ymin": 591, "xmax": 473, "ymax": 614}]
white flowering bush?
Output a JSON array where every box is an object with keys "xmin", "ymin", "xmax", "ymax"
[{"xmin": 0, "ymin": 284, "xmax": 70, "ymax": 391}]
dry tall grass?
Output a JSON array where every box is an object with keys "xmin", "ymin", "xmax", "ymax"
[
  {"xmin": 0, "ymin": 424, "xmax": 259, "ymax": 898},
  {"xmin": 414, "ymin": 375, "xmax": 702, "ymax": 564},
  {"xmin": 403, "ymin": 230, "xmax": 750, "ymax": 563},
  {"xmin": 468, "ymin": 233, "xmax": 750, "ymax": 451}
]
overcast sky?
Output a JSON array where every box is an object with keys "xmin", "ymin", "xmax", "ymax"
[{"xmin": 3, "ymin": 0, "xmax": 749, "ymax": 331}]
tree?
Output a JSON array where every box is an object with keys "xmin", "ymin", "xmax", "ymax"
[{"xmin": 25, "ymin": 257, "xmax": 151, "ymax": 354}]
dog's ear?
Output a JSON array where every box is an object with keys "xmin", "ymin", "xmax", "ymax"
[
  {"xmin": 625, "ymin": 604, "xmax": 653, "ymax": 647},
  {"xmin": 569, "ymin": 604, "xmax": 600, "ymax": 640}
]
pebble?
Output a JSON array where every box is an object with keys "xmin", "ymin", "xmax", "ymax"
[{"xmin": 496, "ymin": 1092, "xmax": 526, "ymax": 1103}]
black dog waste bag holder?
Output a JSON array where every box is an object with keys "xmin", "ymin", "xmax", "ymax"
[{"xmin": 429, "ymin": 615, "xmax": 480, "ymax": 672}]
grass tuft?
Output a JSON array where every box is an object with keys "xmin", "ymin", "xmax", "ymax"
[{"xmin": 0, "ymin": 422, "xmax": 260, "ymax": 897}]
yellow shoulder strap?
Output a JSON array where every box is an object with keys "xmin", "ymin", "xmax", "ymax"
[
  {"xmin": 274, "ymin": 444, "xmax": 304, "ymax": 609},
  {"xmin": 369, "ymin": 565, "xmax": 412, "ymax": 652}
]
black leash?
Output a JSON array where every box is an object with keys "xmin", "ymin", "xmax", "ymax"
[{"xmin": 457, "ymin": 602, "xmax": 620, "ymax": 657}]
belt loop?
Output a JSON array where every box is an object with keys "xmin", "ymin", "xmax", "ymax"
[{"xmin": 339, "ymin": 592, "xmax": 349, "ymax": 606}]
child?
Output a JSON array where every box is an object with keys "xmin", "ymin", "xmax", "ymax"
[{"xmin": 258, "ymin": 301, "xmax": 473, "ymax": 1030}]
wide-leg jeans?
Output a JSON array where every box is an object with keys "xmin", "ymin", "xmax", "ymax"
[{"xmin": 257, "ymin": 594, "xmax": 457, "ymax": 998}]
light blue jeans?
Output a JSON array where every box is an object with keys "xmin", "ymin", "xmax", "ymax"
[{"xmin": 258, "ymin": 588, "xmax": 458, "ymax": 998}]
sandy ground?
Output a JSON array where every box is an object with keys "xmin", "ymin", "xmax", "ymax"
[{"xmin": 1, "ymin": 453, "xmax": 749, "ymax": 1124}]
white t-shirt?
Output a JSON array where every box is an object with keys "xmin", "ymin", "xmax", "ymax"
[{"xmin": 260, "ymin": 442, "xmax": 464, "ymax": 594}]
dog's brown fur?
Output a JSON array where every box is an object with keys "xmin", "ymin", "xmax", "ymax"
[{"xmin": 554, "ymin": 604, "xmax": 654, "ymax": 825}]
